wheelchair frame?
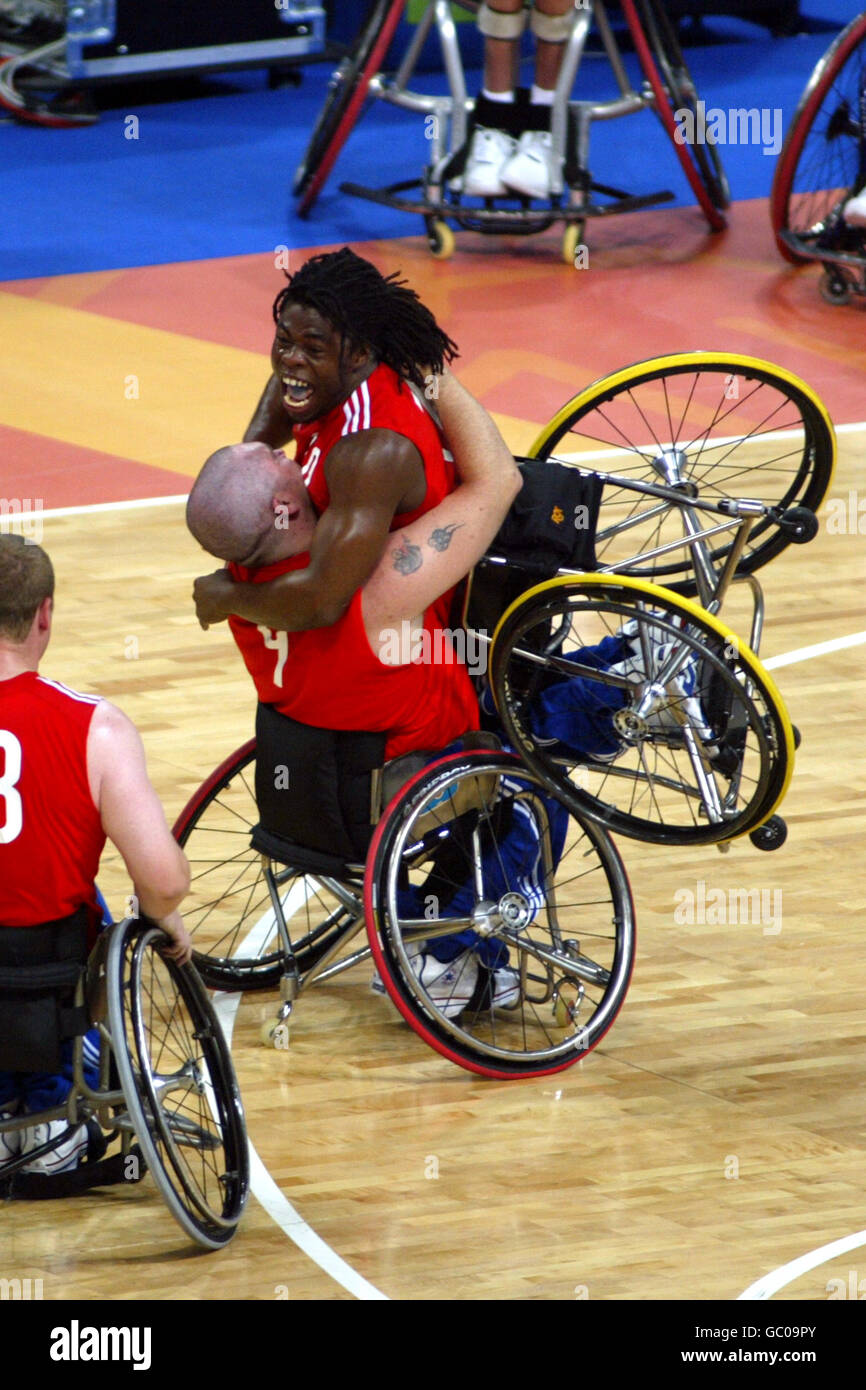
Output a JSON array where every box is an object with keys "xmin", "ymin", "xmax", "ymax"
[
  {"xmin": 295, "ymin": 0, "xmax": 729, "ymax": 258},
  {"xmin": 0, "ymin": 917, "xmax": 249, "ymax": 1250}
]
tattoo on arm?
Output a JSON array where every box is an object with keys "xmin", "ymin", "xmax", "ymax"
[
  {"xmin": 428, "ymin": 523, "xmax": 463, "ymax": 552},
  {"xmin": 392, "ymin": 537, "xmax": 423, "ymax": 575}
]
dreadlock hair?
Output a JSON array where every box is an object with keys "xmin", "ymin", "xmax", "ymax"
[{"xmin": 272, "ymin": 247, "xmax": 458, "ymax": 389}]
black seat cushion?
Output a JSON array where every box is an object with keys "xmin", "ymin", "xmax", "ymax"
[{"xmin": 0, "ymin": 910, "xmax": 90, "ymax": 1073}]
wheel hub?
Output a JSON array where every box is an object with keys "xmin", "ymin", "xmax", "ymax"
[
  {"xmin": 498, "ymin": 891, "xmax": 532, "ymax": 931},
  {"xmin": 613, "ymin": 706, "xmax": 647, "ymax": 741},
  {"xmin": 650, "ymin": 447, "xmax": 696, "ymax": 493}
]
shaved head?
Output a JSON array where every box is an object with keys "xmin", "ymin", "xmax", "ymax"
[{"xmin": 187, "ymin": 443, "xmax": 313, "ymax": 567}]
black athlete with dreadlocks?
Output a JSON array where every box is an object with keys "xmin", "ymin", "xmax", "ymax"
[{"xmin": 192, "ymin": 248, "xmax": 462, "ymax": 634}]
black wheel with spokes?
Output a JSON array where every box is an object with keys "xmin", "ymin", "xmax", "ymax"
[
  {"xmin": 106, "ymin": 920, "xmax": 249, "ymax": 1250},
  {"xmin": 294, "ymin": 0, "xmax": 406, "ymax": 214},
  {"xmin": 620, "ymin": 0, "xmax": 727, "ymax": 229},
  {"xmin": 634, "ymin": 0, "xmax": 730, "ymax": 218},
  {"xmin": 771, "ymin": 11, "xmax": 866, "ymax": 263}
]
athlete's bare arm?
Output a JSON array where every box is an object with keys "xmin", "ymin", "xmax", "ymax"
[
  {"xmin": 244, "ymin": 374, "xmax": 293, "ymax": 450},
  {"xmin": 87, "ymin": 702, "xmax": 192, "ymax": 964},
  {"xmin": 362, "ymin": 371, "xmax": 522, "ymax": 636},
  {"xmin": 194, "ymin": 429, "xmax": 426, "ymax": 632}
]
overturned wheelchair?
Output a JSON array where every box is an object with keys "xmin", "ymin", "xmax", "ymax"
[
  {"xmin": 174, "ymin": 351, "xmax": 833, "ymax": 1079},
  {"xmin": 0, "ymin": 912, "xmax": 249, "ymax": 1250}
]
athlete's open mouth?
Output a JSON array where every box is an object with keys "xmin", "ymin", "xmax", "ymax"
[{"xmin": 282, "ymin": 375, "xmax": 314, "ymax": 410}]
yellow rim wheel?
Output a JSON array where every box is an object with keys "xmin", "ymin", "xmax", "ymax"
[{"xmin": 528, "ymin": 352, "xmax": 835, "ymax": 592}]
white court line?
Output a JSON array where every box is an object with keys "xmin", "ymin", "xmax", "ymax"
[
  {"xmin": 6, "ymin": 413, "xmax": 865, "ymax": 524},
  {"xmin": 762, "ymin": 630, "xmax": 866, "ymax": 671},
  {"xmin": 10, "ymin": 494, "xmax": 189, "ymax": 522},
  {"xmin": 211, "ymin": 880, "xmax": 389, "ymax": 1301},
  {"xmin": 739, "ymin": 1229, "xmax": 866, "ymax": 1301}
]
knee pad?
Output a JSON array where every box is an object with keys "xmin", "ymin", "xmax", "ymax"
[
  {"xmin": 530, "ymin": 7, "xmax": 575, "ymax": 42},
  {"xmin": 477, "ymin": 3, "xmax": 528, "ymax": 40}
]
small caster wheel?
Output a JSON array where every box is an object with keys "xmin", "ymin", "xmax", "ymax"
[
  {"xmin": 553, "ymin": 983, "xmax": 583, "ymax": 1028},
  {"xmin": 562, "ymin": 221, "xmax": 586, "ymax": 267},
  {"xmin": 749, "ymin": 815, "xmax": 787, "ymax": 851},
  {"xmin": 792, "ymin": 724, "xmax": 802, "ymax": 750},
  {"xmin": 819, "ymin": 270, "xmax": 851, "ymax": 305},
  {"xmin": 260, "ymin": 1018, "xmax": 290, "ymax": 1048},
  {"xmin": 779, "ymin": 505, "xmax": 819, "ymax": 544},
  {"xmin": 426, "ymin": 219, "xmax": 455, "ymax": 260}
]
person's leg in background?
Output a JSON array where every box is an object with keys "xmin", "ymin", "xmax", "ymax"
[
  {"xmin": 463, "ymin": 0, "xmax": 527, "ymax": 196},
  {"xmin": 464, "ymin": 0, "xmax": 575, "ymax": 199}
]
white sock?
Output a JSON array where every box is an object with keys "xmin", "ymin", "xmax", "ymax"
[
  {"xmin": 530, "ymin": 85, "xmax": 555, "ymax": 106},
  {"xmin": 482, "ymin": 88, "xmax": 516, "ymax": 103}
]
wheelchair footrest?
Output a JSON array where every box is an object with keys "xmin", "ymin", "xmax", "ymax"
[{"xmin": 339, "ymin": 179, "xmax": 675, "ymax": 224}]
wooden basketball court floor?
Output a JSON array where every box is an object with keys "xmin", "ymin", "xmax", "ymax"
[{"xmin": 2, "ymin": 199, "xmax": 865, "ymax": 1302}]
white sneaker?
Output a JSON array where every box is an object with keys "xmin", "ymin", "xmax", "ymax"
[
  {"xmin": 843, "ymin": 191, "xmax": 866, "ymax": 226},
  {"xmin": 0, "ymin": 1109, "xmax": 20, "ymax": 1162},
  {"xmin": 463, "ymin": 126, "xmax": 518, "ymax": 197},
  {"xmin": 413, "ymin": 948, "xmax": 479, "ymax": 1019},
  {"xmin": 502, "ymin": 130, "xmax": 558, "ymax": 200},
  {"xmin": 21, "ymin": 1120, "xmax": 88, "ymax": 1175},
  {"xmin": 487, "ymin": 965, "xmax": 521, "ymax": 1010}
]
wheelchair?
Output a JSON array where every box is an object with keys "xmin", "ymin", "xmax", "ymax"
[
  {"xmin": 0, "ymin": 911, "xmax": 249, "ymax": 1250},
  {"xmin": 771, "ymin": 9, "xmax": 866, "ymax": 304},
  {"xmin": 295, "ymin": 0, "xmax": 729, "ymax": 258},
  {"xmin": 173, "ymin": 349, "xmax": 832, "ymax": 1077},
  {"xmin": 482, "ymin": 349, "xmax": 834, "ymax": 846}
]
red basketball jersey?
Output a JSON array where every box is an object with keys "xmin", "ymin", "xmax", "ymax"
[
  {"xmin": 293, "ymin": 363, "xmax": 457, "ymax": 627},
  {"xmin": 228, "ymin": 556, "xmax": 479, "ymax": 760},
  {"xmin": 0, "ymin": 672, "xmax": 105, "ymax": 928}
]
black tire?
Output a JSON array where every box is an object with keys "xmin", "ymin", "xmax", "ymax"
[
  {"xmin": 365, "ymin": 751, "xmax": 635, "ymax": 1078},
  {"xmin": 106, "ymin": 920, "xmax": 249, "ymax": 1250},
  {"xmin": 530, "ymin": 352, "xmax": 835, "ymax": 593},
  {"xmin": 620, "ymin": 0, "xmax": 727, "ymax": 229},
  {"xmin": 172, "ymin": 743, "xmax": 358, "ymax": 991},
  {"xmin": 636, "ymin": 0, "xmax": 730, "ymax": 214},
  {"xmin": 489, "ymin": 575, "xmax": 795, "ymax": 847},
  {"xmin": 770, "ymin": 11, "xmax": 866, "ymax": 263},
  {"xmin": 294, "ymin": 0, "xmax": 405, "ymax": 214}
]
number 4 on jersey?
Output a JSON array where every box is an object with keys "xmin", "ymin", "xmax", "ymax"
[{"xmin": 258, "ymin": 627, "xmax": 289, "ymax": 688}]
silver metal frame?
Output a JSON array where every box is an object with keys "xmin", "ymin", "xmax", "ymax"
[{"xmin": 350, "ymin": 0, "xmax": 673, "ymax": 225}]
